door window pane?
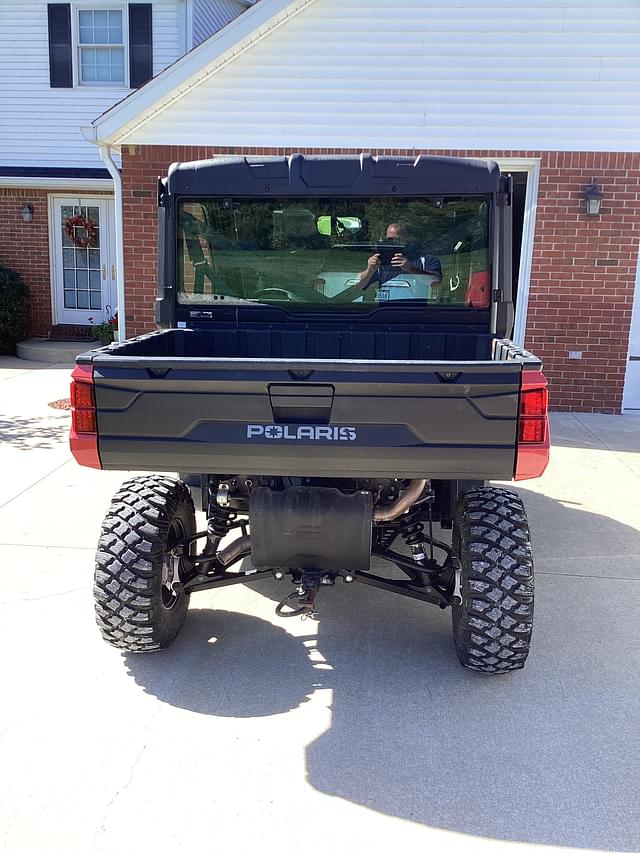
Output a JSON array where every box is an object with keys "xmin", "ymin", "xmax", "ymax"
[{"xmin": 60, "ymin": 202, "xmax": 104, "ymax": 316}]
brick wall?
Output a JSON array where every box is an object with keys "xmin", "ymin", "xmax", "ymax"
[
  {"xmin": 123, "ymin": 146, "xmax": 640, "ymax": 411},
  {"xmin": 527, "ymin": 153, "xmax": 640, "ymax": 414},
  {"xmin": 0, "ymin": 187, "xmax": 53, "ymax": 336}
]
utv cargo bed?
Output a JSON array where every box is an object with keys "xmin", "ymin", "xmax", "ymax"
[{"xmin": 77, "ymin": 330, "xmax": 539, "ymax": 480}]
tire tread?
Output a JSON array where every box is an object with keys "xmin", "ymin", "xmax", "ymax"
[
  {"xmin": 93, "ymin": 476, "xmax": 194, "ymax": 653},
  {"xmin": 452, "ymin": 486, "xmax": 534, "ymax": 674}
]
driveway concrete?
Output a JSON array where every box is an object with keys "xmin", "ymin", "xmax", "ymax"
[{"xmin": 1, "ymin": 356, "xmax": 639, "ymax": 853}]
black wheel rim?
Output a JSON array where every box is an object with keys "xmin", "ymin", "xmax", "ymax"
[{"xmin": 162, "ymin": 517, "xmax": 187, "ymax": 610}]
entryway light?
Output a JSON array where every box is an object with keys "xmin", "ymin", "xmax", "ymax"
[
  {"xmin": 583, "ymin": 180, "xmax": 603, "ymax": 217},
  {"xmin": 21, "ymin": 203, "xmax": 34, "ymax": 223}
]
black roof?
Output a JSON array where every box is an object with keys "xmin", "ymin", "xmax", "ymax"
[{"xmin": 166, "ymin": 154, "xmax": 501, "ymax": 197}]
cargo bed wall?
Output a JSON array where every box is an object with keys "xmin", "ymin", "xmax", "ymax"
[{"xmin": 110, "ymin": 327, "xmax": 492, "ymax": 362}]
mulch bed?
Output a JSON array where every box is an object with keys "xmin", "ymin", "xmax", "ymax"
[{"xmin": 48, "ymin": 399, "xmax": 71, "ymax": 410}]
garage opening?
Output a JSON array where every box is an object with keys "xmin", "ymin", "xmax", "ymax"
[{"xmin": 510, "ymin": 171, "xmax": 528, "ymax": 315}]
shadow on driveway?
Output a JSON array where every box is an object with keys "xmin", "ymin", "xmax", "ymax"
[
  {"xmin": 0, "ymin": 414, "xmax": 70, "ymax": 451},
  {"xmin": 124, "ymin": 490, "xmax": 640, "ymax": 851}
]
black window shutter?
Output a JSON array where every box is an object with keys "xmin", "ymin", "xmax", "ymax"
[
  {"xmin": 48, "ymin": 4, "xmax": 72, "ymax": 88},
  {"xmin": 129, "ymin": 4, "xmax": 153, "ymax": 88}
]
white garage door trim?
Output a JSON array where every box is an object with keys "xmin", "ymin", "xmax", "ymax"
[
  {"xmin": 493, "ymin": 157, "xmax": 541, "ymax": 348},
  {"xmin": 623, "ymin": 245, "xmax": 640, "ymax": 411}
]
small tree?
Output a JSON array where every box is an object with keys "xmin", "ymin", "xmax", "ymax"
[{"xmin": 0, "ymin": 265, "xmax": 29, "ymax": 355}]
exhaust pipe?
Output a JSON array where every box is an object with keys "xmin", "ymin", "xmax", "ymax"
[
  {"xmin": 217, "ymin": 534, "xmax": 251, "ymax": 567},
  {"xmin": 373, "ymin": 479, "xmax": 427, "ymax": 522}
]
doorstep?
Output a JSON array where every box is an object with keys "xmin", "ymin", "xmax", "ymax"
[{"xmin": 16, "ymin": 338, "xmax": 98, "ymax": 364}]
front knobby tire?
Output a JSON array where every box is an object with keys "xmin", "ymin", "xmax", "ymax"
[
  {"xmin": 452, "ymin": 487, "xmax": 534, "ymax": 674},
  {"xmin": 94, "ymin": 476, "xmax": 195, "ymax": 653}
]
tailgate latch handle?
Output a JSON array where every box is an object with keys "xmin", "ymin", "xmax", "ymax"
[{"xmin": 268, "ymin": 384, "xmax": 335, "ymax": 425}]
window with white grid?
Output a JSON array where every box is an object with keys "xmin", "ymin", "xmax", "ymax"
[{"xmin": 77, "ymin": 9, "xmax": 125, "ymax": 85}]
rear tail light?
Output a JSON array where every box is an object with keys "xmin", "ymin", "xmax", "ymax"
[
  {"xmin": 515, "ymin": 370, "xmax": 550, "ymax": 480},
  {"xmin": 519, "ymin": 418, "xmax": 546, "ymax": 443},
  {"xmin": 69, "ymin": 364, "xmax": 101, "ymax": 469},
  {"xmin": 520, "ymin": 387, "xmax": 547, "ymax": 418},
  {"xmin": 72, "ymin": 408, "xmax": 97, "ymax": 434},
  {"xmin": 70, "ymin": 378, "xmax": 97, "ymax": 433}
]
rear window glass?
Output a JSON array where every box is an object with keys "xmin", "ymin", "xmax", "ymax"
[{"xmin": 177, "ymin": 196, "xmax": 490, "ymax": 310}]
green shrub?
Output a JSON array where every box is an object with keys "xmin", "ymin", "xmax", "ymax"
[{"xmin": 0, "ymin": 265, "xmax": 29, "ymax": 355}]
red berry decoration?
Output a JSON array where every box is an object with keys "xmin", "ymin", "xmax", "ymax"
[{"xmin": 64, "ymin": 214, "xmax": 97, "ymax": 249}]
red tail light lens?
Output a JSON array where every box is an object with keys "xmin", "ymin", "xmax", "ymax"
[
  {"xmin": 520, "ymin": 387, "xmax": 547, "ymax": 418},
  {"xmin": 72, "ymin": 405, "xmax": 97, "ymax": 434},
  {"xmin": 519, "ymin": 418, "xmax": 546, "ymax": 443},
  {"xmin": 515, "ymin": 370, "xmax": 550, "ymax": 481},
  {"xmin": 69, "ymin": 364, "xmax": 101, "ymax": 469},
  {"xmin": 70, "ymin": 381, "xmax": 95, "ymax": 417},
  {"xmin": 71, "ymin": 381, "xmax": 96, "ymax": 434}
]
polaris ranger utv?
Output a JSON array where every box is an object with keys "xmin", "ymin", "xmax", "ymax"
[{"xmin": 70, "ymin": 154, "xmax": 549, "ymax": 674}]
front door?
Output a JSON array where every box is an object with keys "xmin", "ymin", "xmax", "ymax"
[{"xmin": 51, "ymin": 196, "xmax": 116, "ymax": 326}]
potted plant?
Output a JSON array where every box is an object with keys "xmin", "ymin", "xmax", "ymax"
[{"xmin": 89, "ymin": 309, "xmax": 118, "ymax": 346}]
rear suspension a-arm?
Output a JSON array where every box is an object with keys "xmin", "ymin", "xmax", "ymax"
[
  {"xmin": 178, "ymin": 534, "xmax": 271, "ymax": 593},
  {"xmin": 365, "ymin": 547, "xmax": 454, "ymax": 608}
]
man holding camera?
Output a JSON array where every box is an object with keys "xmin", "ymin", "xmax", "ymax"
[{"xmin": 356, "ymin": 222, "xmax": 442, "ymax": 291}]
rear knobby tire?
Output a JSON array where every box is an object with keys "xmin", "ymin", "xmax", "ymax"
[
  {"xmin": 452, "ymin": 486, "xmax": 534, "ymax": 674},
  {"xmin": 94, "ymin": 476, "xmax": 195, "ymax": 653}
]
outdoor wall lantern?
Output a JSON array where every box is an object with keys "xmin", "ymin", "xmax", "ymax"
[
  {"xmin": 583, "ymin": 179, "xmax": 604, "ymax": 217},
  {"xmin": 21, "ymin": 203, "xmax": 34, "ymax": 223}
]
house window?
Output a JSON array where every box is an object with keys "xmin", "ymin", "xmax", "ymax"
[
  {"xmin": 78, "ymin": 9, "xmax": 126, "ymax": 84},
  {"xmin": 47, "ymin": 3, "xmax": 153, "ymax": 90}
]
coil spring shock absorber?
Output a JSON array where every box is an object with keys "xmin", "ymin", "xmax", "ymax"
[
  {"xmin": 205, "ymin": 481, "xmax": 237, "ymax": 553},
  {"xmin": 399, "ymin": 504, "xmax": 427, "ymax": 562},
  {"xmin": 399, "ymin": 485, "xmax": 436, "ymax": 564}
]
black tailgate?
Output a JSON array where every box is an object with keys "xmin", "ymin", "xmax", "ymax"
[{"xmin": 90, "ymin": 356, "xmax": 522, "ymax": 479}]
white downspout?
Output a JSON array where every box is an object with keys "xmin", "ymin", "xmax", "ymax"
[{"xmin": 99, "ymin": 145, "xmax": 126, "ymax": 341}]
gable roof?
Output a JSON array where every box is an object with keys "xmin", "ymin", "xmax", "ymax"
[{"xmin": 84, "ymin": 0, "xmax": 312, "ymax": 147}]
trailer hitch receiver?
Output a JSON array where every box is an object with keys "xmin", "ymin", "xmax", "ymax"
[{"xmin": 275, "ymin": 569, "xmax": 323, "ymax": 619}]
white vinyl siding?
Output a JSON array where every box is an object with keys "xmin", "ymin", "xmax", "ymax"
[
  {"xmin": 122, "ymin": 0, "xmax": 640, "ymax": 152},
  {"xmin": 0, "ymin": 1, "xmax": 183, "ymax": 168},
  {"xmin": 192, "ymin": 0, "xmax": 247, "ymax": 47}
]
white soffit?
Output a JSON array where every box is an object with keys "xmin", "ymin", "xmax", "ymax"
[{"xmin": 89, "ymin": 0, "xmax": 314, "ymax": 146}]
